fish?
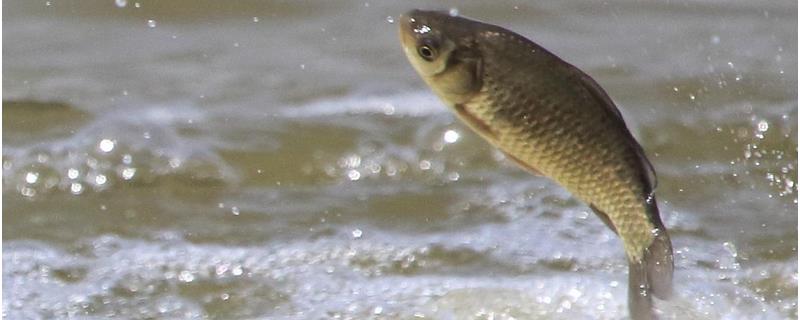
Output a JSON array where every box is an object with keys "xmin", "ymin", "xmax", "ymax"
[{"xmin": 398, "ymin": 9, "xmax": 674, "ymax": 320}]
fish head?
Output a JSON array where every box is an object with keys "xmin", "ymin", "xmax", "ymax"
[{"xmin": 399, "ymin": 9, "xmax": 483, "ymax": 104}]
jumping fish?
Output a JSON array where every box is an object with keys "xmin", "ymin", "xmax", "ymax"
[{"xmin": 398, "ymin": 9, "xmax": 674, "ymax": 320}]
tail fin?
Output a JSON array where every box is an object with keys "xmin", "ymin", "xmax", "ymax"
[
  {"xmin": 628, "ymin": 213, "xmax": 674, "ymax": 320},
  {"xmin": 646, "ymin": 221, "xmax": 674, "ymax": 299}
]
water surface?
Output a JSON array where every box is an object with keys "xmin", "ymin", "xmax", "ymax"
[{"xmin": 3, "ymin": 1, "xmax": 797, "ymax": 319}]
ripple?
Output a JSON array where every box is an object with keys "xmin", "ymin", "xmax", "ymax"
[{"xmin": 3, "ymin": 103, "xmax": 236, "ymax": 198}]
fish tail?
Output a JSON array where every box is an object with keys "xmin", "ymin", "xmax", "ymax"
[
  {"xmin": 628, "ymin": 205, "xmax": 674, "ymax": 320},
  {"xmin": 646, "ymin": 206, "xmax": 674, "ymax": 300},
  {"xmin": 628, "ymin": 259, "xmax": 654, "ymax": 320}
]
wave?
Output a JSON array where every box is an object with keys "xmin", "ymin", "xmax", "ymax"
[
  {"xmin": 3, "ymin": 101, "xmax": 236, "ymax": 198},
  {"xmin": 277, "ymin": 91, "xmax": 446, "ymax": 118}
]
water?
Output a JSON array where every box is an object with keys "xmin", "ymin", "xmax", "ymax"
[{"xmin": 3, "ymin": 1, "xmax": 796, "ymax": 319}]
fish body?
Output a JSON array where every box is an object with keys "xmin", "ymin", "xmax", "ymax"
[{"xmin": 398, "ymin": 10, "xmax": 673, "ymax": 320}]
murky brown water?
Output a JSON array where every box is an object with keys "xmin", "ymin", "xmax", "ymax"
[{"xmin": 4, "ymin": 1, "xmax": 797, "ymax": 319}]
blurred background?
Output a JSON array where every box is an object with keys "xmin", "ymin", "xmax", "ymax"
[{"xmin": 3, "ymin": 1, "xmax": 797, "ymax": 319}]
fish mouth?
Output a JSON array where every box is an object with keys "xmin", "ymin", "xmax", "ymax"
[{"xmin": 397, "ymin": 12, "xmax": 417, "ymax": 50}]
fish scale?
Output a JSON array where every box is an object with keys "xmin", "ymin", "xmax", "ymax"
[
  {"xmin": 487, "ymin": 84, "xmax": 652, "ymax": 255},
  {"xmin": 399, "ymin": 10, "xmax": 673, "ymax": 319}
]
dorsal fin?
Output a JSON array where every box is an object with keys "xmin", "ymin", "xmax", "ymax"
[{"xmin": 576, "ymin": 72, "xmax": 657, "ymax": 191}]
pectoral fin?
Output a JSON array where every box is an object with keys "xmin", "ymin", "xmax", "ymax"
[
  {"xmin": 589, "ymin": 204, "xmax": 618, "ymax": 234},
  {"xmin": 453, "ymin": 103, "xmax": 498, "ymax": 140},
  {"xmin": 500, "ymin": 151, "xmax": 543, "ymax": 176}
]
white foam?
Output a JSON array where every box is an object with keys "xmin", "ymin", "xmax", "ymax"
[
  {"xmin": 4, "ymin": 235, "xmax": 789, "ymax": 320},
  {"xmin": 277, "ymin": 91, "xmax": 446, "ymax": 118}
]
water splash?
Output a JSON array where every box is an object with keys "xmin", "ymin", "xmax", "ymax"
[{"xmin": 443, "ymin": 130, "xmax": 460, "ymax": 144}]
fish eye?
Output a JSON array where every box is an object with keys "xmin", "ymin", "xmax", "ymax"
[{"xmin": 417, "ymin": 45, "xmax": 438, "ymax": 61}]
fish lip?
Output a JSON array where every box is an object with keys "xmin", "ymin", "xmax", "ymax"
[{"xmin": 397, "ymin": 12, "xmax": 417, "ymax": 49}]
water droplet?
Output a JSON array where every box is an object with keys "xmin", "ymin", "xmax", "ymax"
[
  {"xmin": 651, "ymin": 228, "xmax": 662, "ymax": 237},
  {"xmin": 757, "ymin": 120, "xmax": 769, "ymax": 132},
  {"xmin": 231, "ymin": 265, "xmax": 243, "ymax": 276},
  {"xmin": 169, "ymin": 158, "xmax": 181, "ymax": 168},
  {"xmin": 567, "ymin": 288, "xmax": 583, "ymax": 299},
  {"xmin": 134, "ymin": 2, "xmax": 140, "ymax": 8},
  {"xmin": 70, "ymin": 183, "xmax": 84, "ymax": 195},
  {"xmin": 115, "ymin": 0, "xmax": 127, "ymax": 8},
  {"xmin": 414, "ymin": 25, "xmax": 431, "ymax": 34},
  {"xmin": 231, "ymin": 206, "xmax": 240, "ymax": 215},
  {"xmin": 45, "ymin": 1, "xmax": 51, "ymax": 6},
  {"xmin": 87, "ymin": 157, "xmax": 98, "ymax": 168},
  {"xmin": 449, "ymin": 8, "xmax": 459, "ymax": 16},
  {"xmin": 68, "ymin": 168, "xmax": 80, "ymax": 179},
  {"xmin": 419, "ymin": 160, "xmax": 431, "ymax": 170},
  {"xmin": 710, "ymin": 35, "xmax": 720, "ymax": 44},
  {"xmin": 447, "ymin": 172, "xmax": 460, "ymax": 181},
  {"xmin": 35, "ymin": 154, "xmax": 48, "ymax": 164},
  {"xmin": 385, "ymin": 16, "xmax": 394, "ymax": 24},
  {"xmin": 382, "ymin": 104, "xmax": 395, "ymax": 115},
  {"xmin": 443, "ymin": 130, "xmax": 460, "ymax": 143},
  {"xmin": 723, "ymin": 241, "xmax": 738, "ymax": 258},
  {"xmin": 99, "ymin": 139, "xmax": 115, "ymax": 153},
  {"xmin": 299, "ymin": 64, "xmax": 305, "ymax": 70},
  {"xmin": 233, "ymin": 42, "xmax": 240, "ymax": 47},
  {"xmin": 367, "ymin": 162, "xmax": 381, "ymax": 174},
  {"xmin": 340, "ymin": 154, "xmax": 361, "ymax": 168},
  {"xmin": 352, "ymin": 229, "xmax": 363, "ymax": 239},
  {"xmin": 21, "ymin": 187, "xmax": 36, "ymax": 197},
  {"xmin": 25, "ymin": 172, "xmax": 39, "ymax": 184},
  {"xmin": 347, "ymin": 170, "xmax": 361, "ymax": 181},
  {"xmin": 95, "ymin": 174, "xmax": 108, "ymax": 185},
  {"xmin": 373, "ymin": 306, "xmax": 383, "ymax": 315},
  {"xmin": 121, "ymin": 167, "xmax": 136, "ymax": 180},
  {"xmin": 252, "ymin": 16, "xmax": 259, "ymax": 22},
  {"xmin": 178, "ymin": 270, "xmax": 195, "ymax": 282},
  {"xmin": 147, "ymin": 19, "xmax": 157, "ymax": 28}
]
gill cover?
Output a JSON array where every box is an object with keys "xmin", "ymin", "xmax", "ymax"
[{"xmin": 400, "ymin": 12, "xmax": 483, "ymax": 104}]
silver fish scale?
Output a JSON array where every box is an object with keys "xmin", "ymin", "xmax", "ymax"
[{"xmin": 461, "ymin": 30, "xmax": 656, "ymax": 261}]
